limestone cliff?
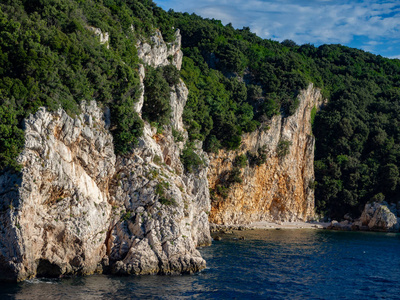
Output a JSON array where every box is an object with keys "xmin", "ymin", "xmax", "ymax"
[
  {"xmin": 208, "ymin": 84, "xmax": 323, "ymax": 224},
  {"xmin": 0, "ymin": 28, "xmax": 321, "ymax": 282},
  {"xmin": 0, "ymin": 30, "xmax": 211, "ymax": 282}
]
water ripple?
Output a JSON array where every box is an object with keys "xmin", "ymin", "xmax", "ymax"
[{"xmin": 1, "ymin": 230, "xmax": 399, "ymax": 299}]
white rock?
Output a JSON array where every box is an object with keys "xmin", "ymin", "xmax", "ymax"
[{"xmin": 360, "ymin": 202, "xmax": 399, "ymax": 232}]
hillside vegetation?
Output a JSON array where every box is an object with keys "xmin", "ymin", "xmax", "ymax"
[{"xmin": 1, "ymin": 0, "xmax": 400, "ymax": 218}]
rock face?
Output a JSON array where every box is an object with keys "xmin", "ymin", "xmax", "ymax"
[
  {"xmin": 0, "ymin": 101, "xmax": 115, "ymax": 282},
  {"xmin": 0, "ymin": 28, "xmax": 322, "ymax": 281},
  {"xmin": 209, "ymin": 84, "xmax": 322, "ymax": 224},
  {"xmin": 137, "ymin": 29, "xmax": 183, "ymax": 70},
  {"xmin": 0, "ymin": 30, "xmax": 211, "ymax": 282},
  {"xmin": 359, "ymin": 202, "xmax": 400, "ymax": 232},
  {"xmin": 106, "ymin": 124, "xmax": 210, "ymax": 275},
  {"xmin": 87, "ymin": 26, "xmax": 110, "ymax": 49}
]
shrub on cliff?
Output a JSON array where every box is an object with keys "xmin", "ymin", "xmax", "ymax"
[
  {"xmin": 162, "ymin": 64, "xmax": 181, "ymax": 86},
  {"xmin": 277, "ymin": 140, "xmax": 292, "ymax": 158},
  {"xmin": 142, "ymin": 66, "xmax": 172, "ymax": 126},
  {"xmin": 248, "ymin": 147, "xmax": 267, "ymax": 166},
  {"xmin": 180, "ymin": 142, "xmax": 204, "ymax": 173},
  {"xmin": 234, "ymin": 154, "xmax": 248, "ymax": 168},
  {"xmin": 227, "ymin": 167, "xmax": 243, "ymax": 184}
]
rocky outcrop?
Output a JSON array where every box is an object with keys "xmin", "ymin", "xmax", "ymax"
[
  {"xmin": 209, "ymin": 84, "xmax": 322, "ymax": 225},
  {"xmin": 0, "ymin": 30, "xmax": 211, "ymax": 282},
  {"xmin": 87, "ymin": 26, "xmax": 110, "ymax": 49},
  {"xmin": 137, "ymin": 29, "xmax": 183, "ymax": 70},
  {"xmin": 324, "ymin": 202, "xmax": 400, "ymax": 232},
  {"xmin": 0, "ymin": 27, "xmax": 324, "ymax": 281},
  {"xmin": 106, "ymin": 106, "xmax": 210, "ymax": 276},
  {"xmin": 0, "ymin": 101, "xmax": 115, "ymax": 282},
  {"xmin": 359, "ymin": 202, "xmax": 399, "ymax": 232}
]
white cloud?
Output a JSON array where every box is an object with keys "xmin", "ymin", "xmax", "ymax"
[{"xmin": 158, "ymin": 0, "xmax": 400, "ymax": 56}]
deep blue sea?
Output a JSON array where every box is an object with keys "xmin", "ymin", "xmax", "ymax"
[{"xmin": 1, "ymin": 229, "xmax": 400, "ymax": 299}]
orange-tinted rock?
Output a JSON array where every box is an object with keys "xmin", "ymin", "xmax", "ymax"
[{"xmin": 209, "ymin": 84, "xmax": 323, "ymax": 224}]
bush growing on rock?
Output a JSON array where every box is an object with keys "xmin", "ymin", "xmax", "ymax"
[
  {"xmin": 277, "ymin": 139, "xmax": 292, "ymax": 158},
  {"xmin": 234, "ymin": 154, "xmax": 247, "ymax": 168},
  {"xmin": 247, "ymin": 146, "xmax": 267, "ymax": 166},
  {"xmin": 143, "ymin": 66, "xmax": 172, "ymax": 126},
  {"xmin": 180, "ymin": 142, "xmax": 204, "ymax": 173},
  {"xmin": 155, "ymin": 180, "xmax": 177, "ymax": 206}
]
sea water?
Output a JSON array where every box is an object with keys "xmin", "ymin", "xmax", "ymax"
[{"xmin": 1, "ymin": 230, "xmax": 399, "ymax": 299}]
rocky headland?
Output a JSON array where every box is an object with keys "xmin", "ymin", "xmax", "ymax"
[
  {"xmin": 0, "ymin": 30, "xmax": 210, "ymax": 282},
  {"xmin": 1, "ymin": 27, "xmax": 397, "ymax": 283}
]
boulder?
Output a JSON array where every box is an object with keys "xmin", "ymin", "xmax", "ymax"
[{"xmin": 360, "ymin": 202, "xmax": 399, "ymax": 232}]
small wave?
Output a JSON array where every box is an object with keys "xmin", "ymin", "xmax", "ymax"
[
  {"xmin": 368, "ymin": 276, "xmax": 395, "ymax": 284},
  {"xmin": 25, "ymin": 278, "xmax": 58, "ymax": 285}
]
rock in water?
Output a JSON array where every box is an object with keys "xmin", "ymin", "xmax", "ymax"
[{"xmin": 360, "ymin": 202, "xmax": 399, "ymax": 232}]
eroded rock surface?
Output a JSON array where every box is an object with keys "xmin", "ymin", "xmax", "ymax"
[
  {"xmin": 137, "ymin": 29, "xmax": 183, "ymax": 70},
  {"xmin": 106, "ymin": 125, "xmax": 210, "ymax": 275},
  {"xmin": 0, "ymin": 30, "xmax": 210, "ymax": 282},
  {"xmin": 209, "ymin": 84, "xmax": 322, "ymax": 224},
  {"xmin": 0, "ymin": 101, "xmax": 114, "ymax": 282},
  {"xmin": 359, "ymin": 202, "xmax": 399, "ymax": 232}
]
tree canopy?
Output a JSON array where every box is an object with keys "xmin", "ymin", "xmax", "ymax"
[{"xmin": 1, "ymin": 0, "xmax": 400, "ymax": 218}]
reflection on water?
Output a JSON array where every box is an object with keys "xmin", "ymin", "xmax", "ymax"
[{"xmin": 1, "ymin": 230, "xmax": 400, "ymax": 299}]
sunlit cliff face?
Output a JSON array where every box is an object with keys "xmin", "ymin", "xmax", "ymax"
[{"xmin": 208, "ymin": 84, "xmax": 323, "ymax": 225}]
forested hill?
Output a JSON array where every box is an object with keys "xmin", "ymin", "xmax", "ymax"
[{"xmin": 1, "ymin": 0, "xmax": 400, "ymax": 219}]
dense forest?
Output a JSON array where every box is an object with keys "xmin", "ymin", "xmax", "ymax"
[{"xmin": 1, "ymin": 0, "xmax": 400, "ymax": 219}]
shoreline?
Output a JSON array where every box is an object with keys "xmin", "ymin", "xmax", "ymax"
[{"xmin": 210, "ymin": 221, "xmax": 330, "ymax": 232}]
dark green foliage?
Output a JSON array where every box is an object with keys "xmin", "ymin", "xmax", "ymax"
[
  {"xmin": 180, "ymin": 55, "xmax": 253, "ymax": 150},
  {"xmin": 248, "ymin": 146, "xmax": 267, "ymax": 166},
  {"xmin": 0, "ymin": 101, "xmax": 24, "ymax": 171},
  {"xmin": 212, "ymin": 165, "xmax": 244, "ymax": 201},
  {"xmin": 204, "ymin": 135, "xmax": 221, "ymax": 154},
  {"xmin": 142, "ymin": 66, "xmax": 172, "ymax": 126},
  {"xmin": 311, "ymin": 47, "xmax": 400, "ymax": 218},
  {"xmin": 110, "ymin": 96, "xmax": 144, "ymax": 154},
  {"xmin": 228, "ymin": 167, "xmax": 243, "ymax": 184},
  {"xmin": 172, "ymin": 128, "xmax": 184, "ymax": 142},
  {"xmin": 121, "ymin": 210, "xmax": 133, "ymax": 222},
  {"xmin": 310, "ymin": 106, "xmax": 317, "ymax": 126},
  {"xmin": 277, "ymin": 139, "xmax": 292, "ymax": 158},
  {"xmin": 234, "ymin": 154, "xmax": 247, "ymax": 168},
  {"xmin": 162, "ymin": 64, "xmax": 180, "ymax": 86},
  {"xmin": 215, "ymin": 184, "xmax": 228, "ymax": 199},
  {"xmin": 180, "ymin": 142, "xmax": 204, "ymax": 173}
]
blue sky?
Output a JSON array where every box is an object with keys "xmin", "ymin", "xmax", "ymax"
[{"xmin": 156, "ymin": 0, "xmax": 400, "ymax": 59}]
